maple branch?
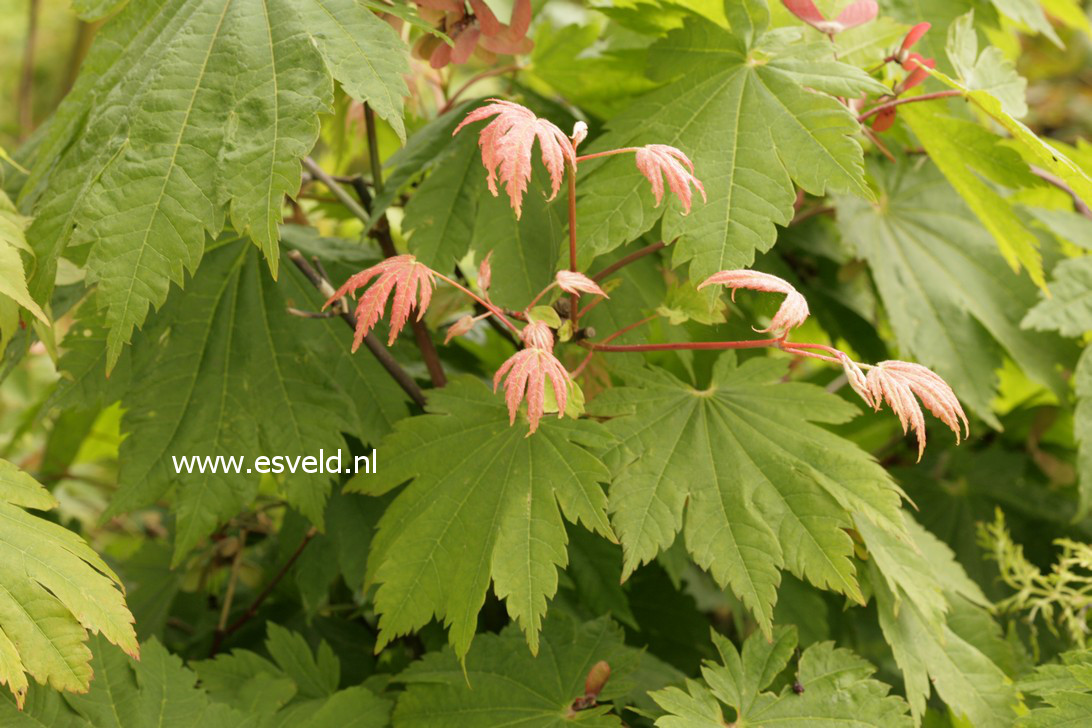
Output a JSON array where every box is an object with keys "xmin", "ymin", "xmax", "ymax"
[
  {"xmin": 302, "ymin": 156, "xmax": 371, "ymax": 222},
  {"xmin": 286, "ymin": 249, "xmax": 428, "ymax": 408},
  {"xmin": 364, "ymin": 103, "xmax": 448, "ymax": 388},
  {"xmin": 1030, "ymin": 165, "xmax": 1092, "ymax": 220},
  {"xmin": 591, "ymin": 241, "xmax": 667, "ymax": 282},
  {"xmin": 568, "ymin": 164, "xmax": 579, "ymax": 323},
  {"xmin": 575, "ymin": 147, "xmax": 639, "ymax": 164},
  {"xmin": 17, "ymin": 0, "xmax": 40, "ymax": 138},
  {"xmin": 209, "ymin": 527, "xmax": 317, "ymax": 657},
  {"xmin": 441, "ymin": 64, "xmax": 523, "ymax": 113},
  {"xmin": 431, "ymin": 271, "xmax": 522, "ymax": 334},
  {"xmin": 583, "ymin": 338, "xmax": 783, "ymax": 353},
  {"xmin": 856, "ymin": 90, "xmax": 963, "ymax": 123}
]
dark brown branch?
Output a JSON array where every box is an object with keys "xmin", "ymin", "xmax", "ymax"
[
  {"xmin": 591, "ymin": 241, "xmax": 667, "ymax": 282},
  {"xmin": 364, "ymin": 103, "xmax": 447, "ymax": 388},
  {"xmin": 1031, "ymin": 165, "xmax": 1092, "ymax": 220},
  {"xmin": 856, "ymin": 90, "xmax": 963, "ymax": 123},
  {"xmin": 286, "ymin": 249, "xmax": 427, "ymax": 407},
  {"xmin": 209, "ymin": 527, "xmax": 316, "ymax": 657},
  {"xmin": 17, "ymin": 0, "xmax": 40, "ymax": 138}
]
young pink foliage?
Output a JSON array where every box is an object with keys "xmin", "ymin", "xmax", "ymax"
[
  {"xmin": 697, "ymin": 270, "xmax": 810, "ymax": 333},
  {"xmin": 899, "ymin": 53, "xmax": 935, "ymax": 92},
  {"xmin": 521, "ymin": 320, "xmax": 555, "ymax": 350},
  {"xmin": 634, "ymin": 144, "xmax": 706, "ymax": 215},
  {"xmin": 453, "ymin": 99, "xmax": 575, "ymax": 219},
  {"xmin": 838, "ymin": 353, "xmax": 874, "ymax": 409},
  {"xmin": 898, "ymin": 22, "xmax": 931, "ymax": 57},
  {"xmin": 782, "ymin": 0, "xmax": 878, "ymax": 34},
  {"xmin": 478, "ymin": 251, "xmax": 493, "ymax": 293},
  {"xmin": 494, "ymin": 322, "xmax": 570, "ymax": 434},
  {"xmin": 444, "ymin": 314, "xmax": 476, "ymax": 344},
  {"xmin": 865, "ymin": 360, "xmax": 970, "ymax": 460},
  {"xmin": 326, "ymin": 254, "xmax": 435, "ymax": 350},
  {"xmin": 556, "ymin": 270, "xmax": 608, "ymax": 298}
]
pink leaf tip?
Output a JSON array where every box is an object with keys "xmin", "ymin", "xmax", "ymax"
[
  {"xmin": 493, "ymin": 346, "xmax": 571, "ymax": 434},
  {"xmin": 556, "ymin": 270, "xmax": 608, "ymax": 298},
  {"xmin": 326, "ymin": 254, "xmax": 436, "ymax": 349},
  {"xmin": 898, "ymin": 22, "xmax": 931, "ymax": 57},
  {"xmin": 453, "ymin": 99, "xmax": 575, "ymax": 219},
  {"xmin": 837, "ymin": 353, "xmax": 875, "ymax": 409},
  {"xmin": 697, "ymin": 269, "xmax": 810, "ymax": 333},
  {"xmin": 865, "ymin": 360, "xmax": 969, "ymax": 461},
  {"xmin": 782, "ymin": 0, "xmax": 877, "ymax": 34},
  {"xmin": 634, "ymin": 144, "xmax": 706, "ymax": 215}
]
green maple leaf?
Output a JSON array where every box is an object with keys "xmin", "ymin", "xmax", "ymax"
[
  {"xmin": 868, "ymin": 519, "xmax": 1019, "ymax": 726},
  {"xmin": 588, "ymin": 353, "xmax": 906, "ymax": 636},
  {"xmin": 0, "ymin": 459, "xmax": 137, "ymax": 707},
  {"xmin": 394, "ymin": 616, "xmax": 641, "ymax": 727},
  {"xmin": 837, "ymin": 159, "xmax": 1074, "ymax": 427},
  {"xmin": 1024, "ymin": 257, "xmax": 1092, "ymax": 336},
  {"xmin": 574, "ymin": 0, "xmax": 883, "ymax": 281},
  {"xmin": 352, "ymin": 376, "xmax": 615, "ymax": 658},
  {"xmin": 21, "ymin": 0, "xmax": 408, "ymax": 369},
  {"xmin": 0, "ymin": 191, "xmax": 47, "ymax": 349},
  {"xmin": 1018, "ymin": 650, "xmax": 1092, "ymax": 726},
  {"xmin": 98, "ymin": 240, "xmax": 405, "ymax": 562},
  {"xmin": 650, "ymin": 626, "xmax": 913, "ymax": 727},
  {"xmin": 1075, "ymin": 348, "xmax": 1092, "ymax": 518}
]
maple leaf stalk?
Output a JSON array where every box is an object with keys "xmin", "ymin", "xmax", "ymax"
[{"xmin": 857, "ymin": 89, "xmax": 963, "ymax": 123}]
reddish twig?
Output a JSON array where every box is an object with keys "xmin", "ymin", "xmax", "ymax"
[
  {"xmin": 440, "ymin": 64, "xmax": 522, "ymax": 114},
  {"xmin": 209, "ymin": 527, "xmax": 317, "ymax": 657},
  {"xmin": 1030, "ymin": 165, "xmax": 1092, "ymax": 220},
  {"xmin": 857, "ymin": 90, "xmax": 963, "ymax": 123}
]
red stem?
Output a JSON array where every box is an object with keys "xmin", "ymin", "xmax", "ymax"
[
  {"xmin": 567, "ymin": 164, "xmax": 579, "ymax": 323},
  {"xmin": 440, "ymin": 64, "xmax": 522, "ymax": 114},
  {"xmin": 575, "ymin": 147, "xmax": 639, "ymax": 164},
  {"xmin": 584, "ymin": 338, "xmax": 782, "ymax": 353},
  {"xmin": 857, "ymin": 90, "xmax": 963, "ymax": 123},
  {"xmin": 433, "ymin": 271, "xmax": 521, "ymax": 334}
]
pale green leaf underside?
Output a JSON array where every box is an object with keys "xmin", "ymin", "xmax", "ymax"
[
  {"xmin": 589, "ymin": 354, "xmax": 905, "ymax": 635},
  {"xmin": 0, "ymin": 460, "xmax": 136, "ymax": 706},
  {"xmin": 575, "ymin": 14, "xmax": 877, "ymax": 282},
  {"xmin": 837, "ymin": 160, "xmax": 1072, "ymax": 427},
  {"xmin": 0, "ymin": 192, "xmax": 47, "ymax": 332},
  {"xmin": 23, "ymin": 0, "xmax": 406, "ymax": 369},
  {"xmin": 352, "ymin": 376, "xmax": 615, "ymax": 659}
]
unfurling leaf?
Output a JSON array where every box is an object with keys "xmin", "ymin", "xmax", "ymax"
[
  {"xmin": 697, "ymin": 269, "xmax": 810, "ymax": 333},
  {"xmin": 556, "ymin": 270, "xmax": 608, "ymax": 298},
  {"xmin": 444, "ymin": 314, "xmax": 477, "ymax": 344},
  {"xmin": 633, "ymin": 144, "xmax": 706, "ymax": 215},
  {"xmin": 478, "ymin": 250, "xmax": 493, "ymax": 293},
  {"xmin": 326, "ymin": 255, "xmax": 435, "ymax": 349},
  {"xmin": 782, "ymin": 0, "xmax": 878, "ymax": 34},
  {"xmin": 839, "ymin": 353, "xmax": 875, "ymax": 409},
  {"xmin": 495, "ymin": 322, "xmax": 571, "ymax": 433},
  {"xmin": 866, "ymin": 360, "xmax": 970, "ymax": 460},
  {"xmin": 454, "ymin": 99, "xmax": 575, "ymax": 218}
]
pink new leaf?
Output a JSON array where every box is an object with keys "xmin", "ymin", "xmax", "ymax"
[
  {"xmin": 697, "ymin": 270, "xmax": 810, "ymax": 333},
  {"xmin": 453, "ymin": 100, "xmax": 575, "ymax": 218},
  {"xmin": 898, "ymin": 22, "xmax": 931, "ymax": 58},
  {"xmin": 326, "ymin": 254, "xmax": 436, "ymax": 349},
  {"xmin": 783, "ymin": 0, "xmax": 877, "ymax": 34},
  {"xmin": 556, "ymin": 270, "xmax": 608, "ymax": 298},
  {"xmin": 837, "ymin": 353, "xmax": 875, "ymax": 409},
  {"xmin": 634, "ymin": 145, "xmax": 706, "ymax": 215},
  {"xmin": 520, "ymin": 320, "xmax": 555, "ymax": 350},
  {"xmin": 494, "ymin": 325, "xmax": 571, "ymax": 434},
  {"xmin": 865, "ymin": 360, "xmax": 969, "ymax": 460},
  {"xmin": 444, "ymin": 314, "xmax": 476, "ymax": 344},
  {"xmin": 478, "ymin": 251, "xmax": 493, "ymax": 293}
]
